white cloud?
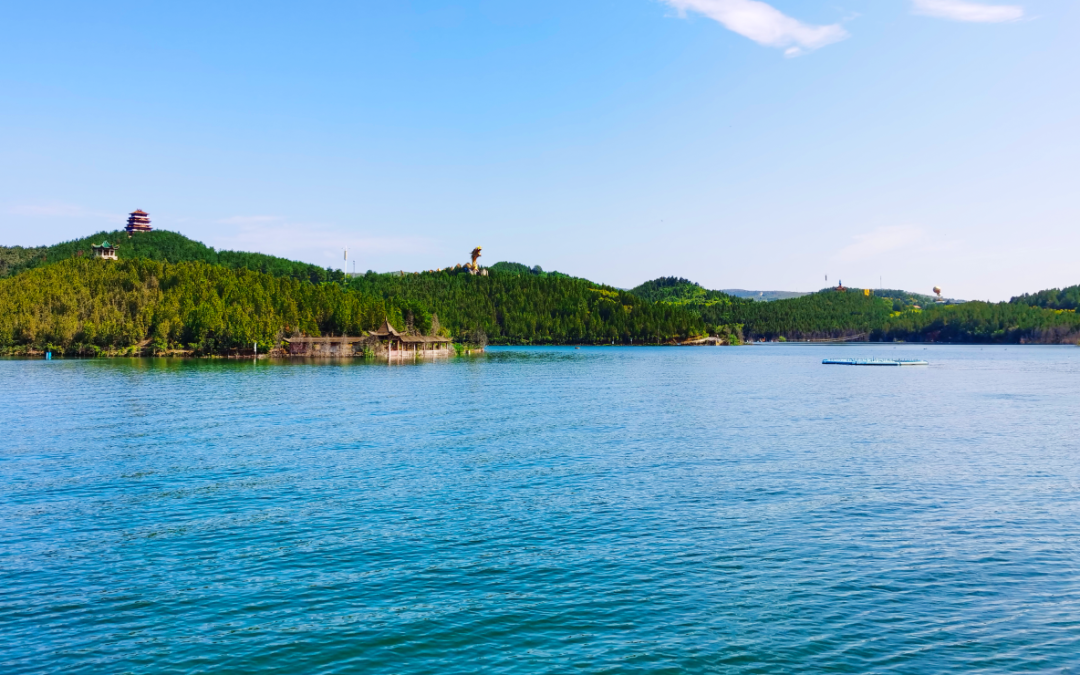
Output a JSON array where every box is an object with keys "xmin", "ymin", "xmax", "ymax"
[
  {"xmin": 834, "ymin": 226, "xmax": 926, "ymax": 262},
  {"xmin": 663, "ymin": 0, "xmax": 849, "ymax": 56},
  {"xmin": 911, "ymin": 0, "xmax": 1024, "ymax": 23}
]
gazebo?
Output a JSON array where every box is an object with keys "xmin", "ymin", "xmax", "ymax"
[
  {"xmin": 91, "ymin": 241, "xmax": 118, "ymax": 260},
  {"xmin": 368, "ymin": 319, "xmax": 453, "ymax": 357}
]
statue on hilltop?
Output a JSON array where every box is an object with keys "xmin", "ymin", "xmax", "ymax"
[{"xmin": 464, "ymin": 246, "xmax": 487, "ymax": 276}]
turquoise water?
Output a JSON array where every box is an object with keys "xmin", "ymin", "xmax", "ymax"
[{"xmin": 2, "ymin": 345, "xmax": 1079, "ymax": 673}]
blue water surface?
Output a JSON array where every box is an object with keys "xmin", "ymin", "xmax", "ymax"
[{"xmin": 2, "ymin": 345, "xmax": 1079, "ymax": 673}]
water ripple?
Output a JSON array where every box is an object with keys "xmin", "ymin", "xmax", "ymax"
[{"xmin": 1, "ymin": 346, "xmax": 1079, "ymax": 673}]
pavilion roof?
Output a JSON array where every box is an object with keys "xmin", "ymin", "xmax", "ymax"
[
  {"xmin": 369, "ymin": 319, "xmax": 402, "ymax": 337},
  {"xmin": 399, "ymin": 335, "xmax": 452, "ymax": 343},
  {"xmin": 282, "ymin": 336, "xmax": 364, "ymax": 344}
]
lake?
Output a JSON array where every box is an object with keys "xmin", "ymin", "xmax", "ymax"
[{"xmin": 2, "ymin": 345, "xmax": 1079, "ymax": 673}]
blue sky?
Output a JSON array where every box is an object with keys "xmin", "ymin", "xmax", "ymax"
[{"xmin": 1, "ymin": 0, "xmax": 1075, "ymax": 300}]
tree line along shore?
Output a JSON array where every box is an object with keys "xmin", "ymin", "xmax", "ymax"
[{"xmin": 1, "ymin": 230, "xmax": 1078, "ymax": 357}]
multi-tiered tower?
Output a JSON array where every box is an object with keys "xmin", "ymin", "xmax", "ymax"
[{"xmin": 125, "ymin": 209, "xmax": 152, "ymax": 234}]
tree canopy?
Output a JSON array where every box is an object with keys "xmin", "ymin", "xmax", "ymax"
[
  {"xmin": 2, "ymin": 230, "xmax": 1077, "ymax": 353},
  {"xmin": 347, "ymin": 269, "xmax": 705, "ymax": 345},
  {"xmin": 0, "ymin": 229, "xmax": 340, "ymax": 283},
  {"xmin": 631, "ymin": 277, "xmax": 1080, "ymax": 344},
  {"xmin": 1011, "ymin": 285, "xmax": 1080, "ymax": 311},
  {"xmin": 0, "ymin": 258, "xmax": 402, "ymax": 355}
]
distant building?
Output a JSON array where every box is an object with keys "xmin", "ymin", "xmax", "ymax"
[
  {"xmin": 282, "ymin": 319, "xmax": 453, "ymax": 358},
  {"xmin": 368, "ymin": 319, "xmax": 453, "ymax": 356},
  {"xmin": 125, "ymin": 209, "xmax": 152, "ymax": 234},
  {"xmin": 91, "ymin": 241, "xmax": 118, "ymax": 260}
]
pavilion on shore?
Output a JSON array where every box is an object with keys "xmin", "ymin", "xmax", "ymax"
[{"xmin": 282, "ymin": 320, "xmax": 452, "ymax": 358}]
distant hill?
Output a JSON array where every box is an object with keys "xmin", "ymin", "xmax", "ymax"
[
  {"xmin": 0, "ymin": 257, "xmax": 402, "ymax": 356},
  {"xmin": 1011, "ymin": 284, "xmax": 1080, "ymax": 311},
  {"xmin": 629, "ymin": 277, "xmax": 742, "ymax": 307},
  {"xmin": 346, "ymin": 269, "xmax": 703, "ymax": 345},
  {"xmin": 720, "ymin": 289, "xmax": 808, "ymax": 302},
  {"xmin": 0, "ymin": 245, "xmax": 48, "ymax": 277},
  {"xmin": 629, "ymin": 277, "xmax": 1078, "ymax": 344},
  {"xmin": 0, "ymin": 229, "xmax": 338, "ymax": 283},
  {"xmin": 0, "ymin": 240, "xmax": 708, "ymax": 354},
  {"xmin": 3, "ymin": 232, "xmax": 1077, "ymax": 351},
  {"xmin": 488, "ymin": 261, "xmax": 572, "ymax": 279}
]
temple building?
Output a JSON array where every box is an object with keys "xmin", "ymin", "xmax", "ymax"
[
  {"xmin": 281, "ymin": 320, "xmax": 453, "ymax": 358},
  {"xmin": 91, "ymin": 241, "xmax": 118, "ymax": 260},
  {"xmin": 368, "ymin": 319, "xmax": 453, "ymax": 356},
  {"xmin": 125, "ymin": 209, "xmax": 152, "ymax": 233}
]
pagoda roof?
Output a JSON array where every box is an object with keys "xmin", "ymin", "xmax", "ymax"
[
  {"xmin": 130, "ymin": 209, "xmax": 148, "ymax": 215},
  {"xmin": 282, "ymin": 336, "xmax": 365, "ymax": 344},
  {"xmin": 399, "ymin": 335, "xmax": 452, "ymax": 344},
  {"xmin": 369, "ymin": 319, "xmax": 402, "ymax": 337},
  {"xmin": 93, "ymin": 241, "xmax": 113, "ymax": 248}
]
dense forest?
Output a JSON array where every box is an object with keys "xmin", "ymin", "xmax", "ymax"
[
  {"xmin": 1011, "ymin": 284, "xmax": 1080, "ymax": 311},
  {"xmin": 0, "ymin": 230, "xmax": 340, "ymax": 282},
  {"xmin": 0, "ymin": 257, "xmax": 707, "ymax": 355},
  {"xmin": 487, "ymin": 262, "xmax": 571, "ymax": 279},
  {"xmin": 0, "ymin": 259, "xmax": 403, "ymax": 356},
  {"xmin": 0, "ymin": 244, "xmax": 47, "ymax": 277},
  {"xmin": 630, "ymin": 277, "xmax": 744, "ymax": 308},
  {"xmin": 628, "ymin": 279, "xmax": 900, "ymax": 341},
  {"xmin": 1, "ymin": 229, "xmax": 1077, "ymax": 354},
  {"xmin": 724, "ymin": 290, "xmax": 895, "ymax": 341},
  {"xmin": 628, "ymin": 277, "xmax": 1080, "ymax": 344},
  {"xmin": 875, "ymin": 301, "xmax": 1080, "ymax": 344},
  {"xmin": 347, "ymin": 270, "xmax": 704, "ymax": 344}
]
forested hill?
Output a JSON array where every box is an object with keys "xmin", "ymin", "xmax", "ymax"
[
  {"xmin": 0, "ymin": 258, "xmax": 707, "ymax": 355},
  {"xmin": 720, "ymin": 290, "xmax": 1080, "ymax": 344},
  {"xmin": 1011, "ymin": 285, "xmax": 1080, "ymax": 311},
  {"xmin": 629, "ymin": 277, "xmax": 745, "ymax": 308},
  {"xmin": 0, "ymin": 244, "xmax": 48, "ymax": 277},
  {"xmin": 487, "ymin": 262, "xmax": 571, "ymax": 279},
  {"xmin": 630, "ymin": 277, "xmax": 1080, "ymax": 344},
  {"xmin": 2, "ymin": 231, "xmax": 1077, "ymax": 351},
  {"xmin": 347, "ymin": 271, "xmax": 704, "ymax": 345},
  {"xmin": 0, "ymin": 258, "xmax": 405, "ymax": 356},
  {"xmin": 0, "ymin": 230, "xmax": 336, "ymax": 282}
]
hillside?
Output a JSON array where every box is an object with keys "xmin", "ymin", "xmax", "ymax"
[
  {"xmin": 1011, "ymin": 284, "xmax": 1080, "ymax": 311},
  {"xmin": 630, "ymin": 277, "xmax": 1080, "ymax": 344},
  {"xmin": 487, "ymin": 262, "xmax": 572, "ymax": 279},
  {"xmin": 3, "ymin": 231, "xmax": 1077, "ymax": 351},
  {"xmin": 0, "ymin": 230, "xmax": 338, "ymax": 282},
  {"xmin": 0, "ymin": 245, "xmax": 48, "ymax": 277},
  {"xmin": 720, "ymin": 289, "xmax": 809, "ymax": 302},
  {"xmin": 629, "ymin": 277, "xmax": 744, "ymax": 307},
  {"xmin": 0, "ymin": 256, "xmax": 707, "ymax": 355},
  {"xmin": 348, "ymin": 270, "xmax": 704, "ymax": 345},
  {"xmin": 0, "ymin": 258, "xmax": 403, "ymax": 356}
]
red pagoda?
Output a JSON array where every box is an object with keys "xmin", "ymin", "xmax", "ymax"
[{"xmin": 125, "ymin": 209, "xmax": 152, "ymax": 234}]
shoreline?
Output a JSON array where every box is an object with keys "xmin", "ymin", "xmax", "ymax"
[{"xmin": 5, "ymin": 341, "xmax": 1076, "ymax": 360}]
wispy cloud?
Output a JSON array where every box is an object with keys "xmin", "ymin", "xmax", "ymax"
[
  {"xmin": 911, "ymin": 0, "xmax": 1024, "ymax": 23},
  {"xmin": 834, "ymin": 226, "xmax": 926, "ymax": 262},
  {"xmin": 662, "ymin": 0, "xmax": 849, "ymax": 56}
]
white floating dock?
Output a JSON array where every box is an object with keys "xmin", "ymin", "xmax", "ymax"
[{"xmin": 822, "ymin": 358, "xmax": 928, "ymax": 366}]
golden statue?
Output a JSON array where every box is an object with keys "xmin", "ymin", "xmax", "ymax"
[{"xmin": 464, "ymin": 246, "xmax": 487, "ymax": 275}]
